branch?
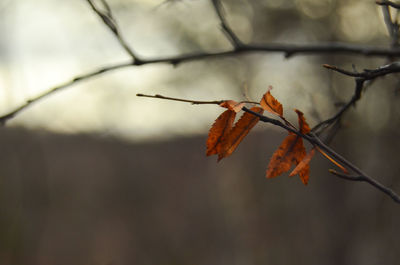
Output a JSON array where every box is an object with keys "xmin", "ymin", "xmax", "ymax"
[
  {"xmin": 376, "ymin": 0, "xmax": 400, "ymax": 10},
  {"xmin": 329, "ymin": 169, "xmax": 400, "ymax": 203},
  {"xmin": 136, "ymin": 93, "xmax": 258, "ymax": 105},
  {"xmin": 322, "ymin": 62, "xmax": 400, "ymax": 79},
  {"xmin": 380, "ymin": 2, "xmax": 399, "ymax": 47},
  {"xmin": 211, "ymin": 0, "xmax": 243, "ymax": 48},
  {"xmin": 0, "ymin": 61, "xmax": 133, "ymax": 125},
  {"xmin": 312, "ymin": 62, "xmax": 400, "ymax": 134},
  {"xmin": 312, "ymin": 78, "xmax": 364, "ymax": 134},
  {"xmin": 86, "ymin": 0, "xmax": 142, "ymax": 63}
]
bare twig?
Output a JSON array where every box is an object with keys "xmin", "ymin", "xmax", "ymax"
[
  {"xmin": 376, "ymin": 0, "xmax": 400, "ymax": 10},
  {"xmin": 86, "ymin": 0, "xmax": 142, "ymax": 63},
  {"xmin": 0, "ymin": 61, "xmax": 133, "ymax": 125},
  {"xmin": 380, "ymin": 2, "xmax": 399, "ymax": 46},
  {"xmin": 136, "ymin": 93, "xmax": 258, "ymax": 105},
  {"xmin": 323, "ymin": 62, "xmax": 400, "ymax": 79},
  {"xmin": 211, "ymin": 0, "xmax": 243, "ymax": 48},
  {"xmin": 313, "ymin": 62, "xmax": 400, "ymax": 134},
  {"xmin": 312, "ymin": 78, "xmax": 364, "ymax": 134},
  {"xmin": 330, "ymin": 169, "xmax": 400, "ymax": 203}
]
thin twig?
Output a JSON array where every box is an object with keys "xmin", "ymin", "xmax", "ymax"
[
  {"xmin": 380, "ymin": 2, "xmax": 399, "ymax": 46},
  {"xmin": 312, "ymin": 78, "xmax": 364, "ymax": 134},
  {"xmin": 211, "ymin": 0, "xmax": 243, "ymax": 48},
  {"xmin": 313, "ymin": 61, "xmax": 400, "ymax": 134},
  {"xmin": 329, "ymin": 169, "xmax": 400, "ymax": 203},
  {"xmin": 323, "ymin": 62, "xmax": 400, "ymax": 78},
  {"xmin": 377, "ymin": 0, "xmax": 400, "ymax": 10},
  {"xmin": 0, "ymin": 61, "xmax": 133, "ymax": 125},
  {"xmin": 329, "ymin": 169, "xmax": 363, "ymax": 181},
  {"xmin": 136, "ymin": 93, "xmax": 258, "ymax": 105},
  {"xmin": 314, "ymin": 62, "xmax": 400, "ymax": 134},
  {"xmin": 86, "ymin": 0, "xmax": 141, "ymax": 63}
]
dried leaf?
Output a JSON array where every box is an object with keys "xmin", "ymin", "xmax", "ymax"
[
  {"xmin": 266, "ymin": 110, "xmax": 310, "ymax": 183},
  {"xmin": 220, "ymin": 100, "xmax": 245, "ymax": 113},
  {"xmin": 260, "ymin": 87, "xmax": 283, "ymax": 117},
  {"xmin": 295, "ymin": 109, "xmax": 310, "ymax": 134},
  {"xmin": 218, "ymin": 106, "xmax": 264, "ymax": 160},
  {"xmin": 289, "ymin": 148, "xmax": 316, "ymax": 185},
  {"xmin": 206, "ymin": 109, "xmax": 236, "ymax": 156},
  {"xmin": 266, "ymin": 133, "xmax": 306, "ymax": 179}
]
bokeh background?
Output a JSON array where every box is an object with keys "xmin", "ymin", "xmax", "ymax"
[{"xmin": 0, "ymin": 0, "xmax": 399, "ymax": 264}]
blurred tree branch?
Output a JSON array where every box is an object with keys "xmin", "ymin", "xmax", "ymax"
[{"xmin": 2, "ymin": 0, "xmax": 400, "ymax": 124}]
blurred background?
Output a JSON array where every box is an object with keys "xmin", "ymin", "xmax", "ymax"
[{"xmin": 0, "ymin": 0, "xmax": 400, "ymax": 264}]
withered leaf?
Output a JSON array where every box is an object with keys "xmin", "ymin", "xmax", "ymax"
[
  {"xmin": 266, "ymin": 109, "xmax": 311, "ymax": 184},
  {"xmin": 289, "ymin": 148, "xmax": 316, "ymax": 185},
  {"xmin": 260, "ymin": 88, "xmax": 283, "ymax": 117},
  {"xmin": 206, "ymin": 109, "xmax": 236, "ymax": 156},
  {"xmin": 220, "ymin": 100, "xmax": 245, "ymax": 113},
  {"xmin": 218, "ymin": 106, "xmax": 264, "ymax": 161},
  {"xmin": 295, "ymin": 109, "xmax": 310, "ymax": 134},
  {"xmin": 266, "ymin": 133, "xmax": 306, "ymax": 179}
]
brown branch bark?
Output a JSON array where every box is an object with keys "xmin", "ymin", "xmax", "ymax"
[
  {"xmin": 86, "ymin": 0, "xmax": 142, "ymax": 63},
  {"xmin": 211, "ymin": 0, "xmax": 243, "ymax": 48},
  {"xmin": 376, "ymin": 0, "xmax": 400, "ymax": 10}
]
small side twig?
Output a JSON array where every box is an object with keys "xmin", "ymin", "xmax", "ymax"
[
  {"xmin": 0, "ymin": 61, "xmax": 133, "ymax": 125},
  {"xmin": 136, "ymin": 93, "xmax": 258, "ymax": 105},
  {"xmin": 211, "ymin": 0, "xmax": 243, "ymax": 48},
  {"xmin": 330, "ymin": 169, "xmax": 400, "ymax": 203},
  {"xmin": 322, "ymin": 62, "xmax": 400, "ymax": 79},
  {"xmin": 86, "ymin": 0, "xmax": 142, "ymax": 63},
  {"xmin": 312, "ymin": 78, "xmax": 364, "ymax": 134},
  {"xmin": 313, "ymin": 62, "xmax": 400, "ymax": 135},
  {"xmin": 376, "ymin": 0, "xmax": 400, "ymax": 10}
]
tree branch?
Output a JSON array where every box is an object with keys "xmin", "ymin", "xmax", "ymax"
[
  {"xmin": 0, "ymin": 61, "xmax": 133, "ymax": 125},
  {"xmin": 376, "ymin": 0, "xmax": 400, "ymax": 10},
  {"xmin": 211, "ymin": 0, "xmax": 243, "ymax": 48},
  {"xmin": 323, "ymin": 61, "xmax": 400, "ymax": 79},
  {"xmin": 86, "ymin": 0, "xmax": 142, "ymax": 63},
  {"xmin": 312, "ymin": 62, "xmax": 400, "ymax": 134}
]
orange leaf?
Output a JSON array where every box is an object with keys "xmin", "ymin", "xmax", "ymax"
[
  {"xmin": 260, "ymin": 87, "xmax": 283, "ymax": 117},
  {"xmin": 295, "ymin": 109, "xmax": 310, "ymax": 134},
  {"xmin": 289, "ymin": 148, "xmax": 316, "ymax": 185},
  {"xmin": 218, "ymin": 106, "xmax": 264, "ymax": 160},
  {"xmin": 220, "ymin": 100, "xmax": 245, "ymax": 113},
  {"xmin": 206, "ymin": 109, "xmax": 236, "ymax": 156},
  {"xmin": 266, "ymin": 110, "xmax": 310, "ymax": 182},
  {"xmin": 266, "ymin": 133, "xmax": 306, "ymax": 179}
]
